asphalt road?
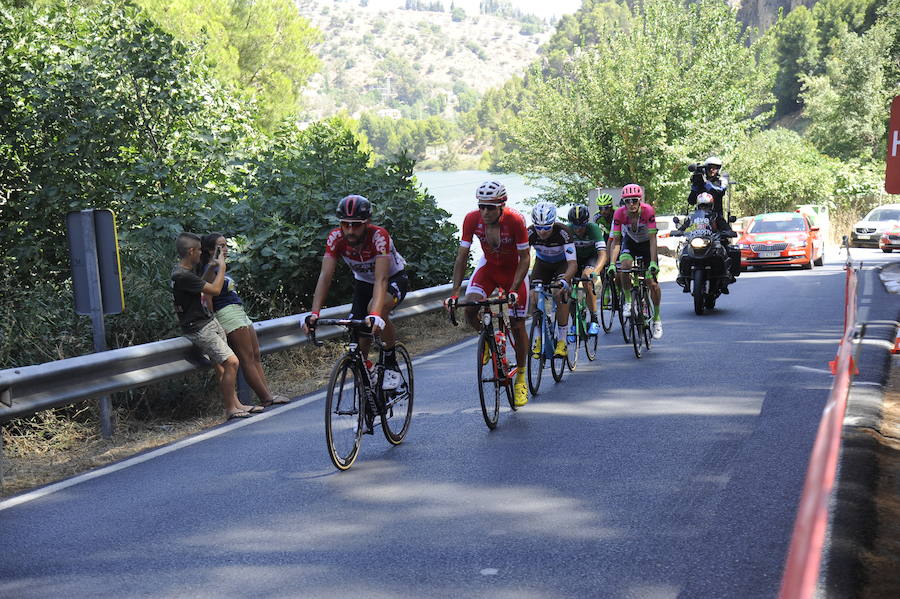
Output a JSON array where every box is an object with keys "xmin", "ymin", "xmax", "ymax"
[{"xmin": 0, "ymin": 248, "xmax": 894, "ymax": 599}]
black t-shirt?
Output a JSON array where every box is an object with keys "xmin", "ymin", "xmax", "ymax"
[{"xmin": 171, "ymin": 265, "xmax": 212, "ymax": 334}]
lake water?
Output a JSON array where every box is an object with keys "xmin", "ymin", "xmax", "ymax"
[{"xmin": 413, "ymin": 170, "xmax": 546, "ymax": 234}]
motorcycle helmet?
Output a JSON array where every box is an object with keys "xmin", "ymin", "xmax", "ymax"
[
  {"xmin": 531, "ymin": 202, "xmax": 557, "ymax": 227},
  {"xmin": 704, "ymin": 156, "xmax": 723, "ymax": 169},
  {"xmin": 621, "ymin": 183, "xmax": 644, "ymax": 202},
  {"xmin": 475, "ymin": 180, "xmax": 507, "ymax": 204},
  {"xmin": 696, "ymin": 192, "xmax": 714, "ymax": 210},
  {"xmin": 568, "ymin": 205, "xmax": 590, "ymax": 226},
  {"xmin": 336, "ymin": 195, "xmax": 372, "ymax": 221}
]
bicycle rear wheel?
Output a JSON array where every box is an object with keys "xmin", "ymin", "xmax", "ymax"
[
  {"xmin": 325, "ymin": 354, "xmax": 365, "ymax": 471},
  {"xmin": 527, "ymin": 316, "xmax": 544, "ymax": 395},
  {"xmin": 477, "ymin": 330, "xmax": 500, "ymax": 430},
  {"xmin": 640, "ymin": 292, "xmax": 654, "ymax": 352},
  {"xmin": 380, "ymin": 343, "xmax": 414, "ymax": 445},
  {"xmin": 619, "ymin": 291, "xmax": 630, "ymax": 343},
  {"xmin": 566, "ymin": 321, "xmax": 578, "ymax": 371}
]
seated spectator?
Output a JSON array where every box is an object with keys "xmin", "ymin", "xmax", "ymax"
[{"xmin": 199, "ymin": 232, "xmax": 291, "ymax": 409}]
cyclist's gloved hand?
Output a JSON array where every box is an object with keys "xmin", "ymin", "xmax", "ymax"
[
  {"xmin": 303, "ymin": 312, "xmax": 319, "ymax": 333},
  {"xmin": 606, "ymin": 263, "xmax": 617, "ymax": 276},
  {"xmin": 557, "ymin": 278, "xmax": 569, "ymax": 291},
  {"xmin": 367, "ymin": 313, "xmax": 386, "ymax": 332},
  {"xmin": 444, "ymin": 295, "xmax": 458, "ymax": 310},
  {"xmin": 507, "ymin": 291, "xmax": 518, "ymax": 306},
  {"xmin": 648, "ymin": 261, "xmax": 659, "ymax": 277}
]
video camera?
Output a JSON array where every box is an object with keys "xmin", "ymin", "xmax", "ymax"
[{"xmin": 687, "ymin": 162, "xmax": 707, "ymax": 175}]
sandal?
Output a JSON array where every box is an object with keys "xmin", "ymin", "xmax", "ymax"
[
  {"xmin": 226, "ymin": 410, "xmax": 253, "ymax": 421},
  {"xmin": 260, "ymin": 395, "xmax": 291, "ymax": 407}
]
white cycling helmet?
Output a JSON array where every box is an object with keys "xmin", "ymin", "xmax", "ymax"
[
  {"xmin": 531, "ymin": 202, "xmax": 557, "ymax": 226},
  {"xmin": 476, "ymin": 180, "xmax": 507, "ymax": 204}
]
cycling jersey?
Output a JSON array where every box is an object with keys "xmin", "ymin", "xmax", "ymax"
[
  {"xmin": 325, "ymin": 225, "xmax": 406, "ymax": 284},
  {"xmin": 461, "ymin": 208, "xmax": 530, "ymax": 268},
  {"xmin": 527, "ymin": 223, "xmax": 576, "ymax": 264},
  {"xmin": 611, "ymin": 203, "xmax": 658, "ymax": 243},
  {"xmin": 571, "ymin": 222, "xmax": 607, "ymax": 264}
]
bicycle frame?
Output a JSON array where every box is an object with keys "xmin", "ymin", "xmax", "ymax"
[{"xmin": 531, "ymin": 282, "xmax": 561, "ymax": 361}]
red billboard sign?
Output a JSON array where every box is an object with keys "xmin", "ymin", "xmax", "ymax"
[{"xmin": 887, "ymin": 95, "xmax": 900, "ymax": 194}]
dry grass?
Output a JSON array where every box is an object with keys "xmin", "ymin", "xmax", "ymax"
[
  {"xmin": 0, "ymin": 311, "xmax": 471, "ymax": 498},
  {"xmin": 861, "ymin": 358, "xmax": 900, "ymax": 598}
]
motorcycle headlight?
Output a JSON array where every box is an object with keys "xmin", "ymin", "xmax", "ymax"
[
  {"xmin": 690, "ymin": 238, "xmax": 709, "ymax": 250},
  {"xmin": 737, "ymin": 243, "xmax": 749, "ymax": 250}
]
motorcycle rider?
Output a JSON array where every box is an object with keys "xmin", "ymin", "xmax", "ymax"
[
  {"xmin": 687, "ymin": 156, "xmax": 728, "ymax": 216},
  {"xmin": 675, "ymin": 192, "xmax": 735, "ymax": 294}
]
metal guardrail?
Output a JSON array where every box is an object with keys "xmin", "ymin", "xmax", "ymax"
[{"xmin": 0, "ymin": 282, "xmax": 458, "ymax": 424}]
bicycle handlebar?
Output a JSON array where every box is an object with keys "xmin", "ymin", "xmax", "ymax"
[
  {"xmin": 446, "ymin": 296, "xmax": 513, "ymax": 327},
  {"xmin": 305, "ymin": 317, "xmax": 373, "ymax": 347}
]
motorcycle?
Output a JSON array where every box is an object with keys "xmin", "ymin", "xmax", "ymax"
[{"xmin": 671, "ymin": 217, "xmax": 737, "ymax": 315}]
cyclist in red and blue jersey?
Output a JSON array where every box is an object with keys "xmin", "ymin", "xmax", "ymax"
[
  {"xmin": 528, "ymin": 202, "xmax": 577, "ymax": 357},
  {"xmin": 305, "ymin": 195, "xmax": 409, "ymax": 391},
  {"xmin": 607, "ymin": 184, "xmax": 663, "ymax": 340},
  {"xmin": 448, "ymin": 180, "xmax": 531, "ymax": 407}
]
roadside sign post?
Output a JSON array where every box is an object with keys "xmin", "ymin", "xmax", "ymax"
[
  {"xmin": 886, "ymin": 95, "xmax": 900, "ymax": 194},
  {"xmin": 66, "ymin": 209, "xmax": 124, "ymax": 438}
]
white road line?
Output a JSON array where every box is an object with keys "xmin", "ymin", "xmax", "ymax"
[{"xmin": 0, "ymin": 336, "xmax": 477, "ymax": 512}]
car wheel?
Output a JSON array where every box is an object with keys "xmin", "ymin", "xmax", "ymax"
[
  {"xmin": 814, "ymin": 250, "xmax": 824, "ymax": 266},
  {"xmin": 883, "ymin": 248, "xmax": 893, "ymax": 253}
]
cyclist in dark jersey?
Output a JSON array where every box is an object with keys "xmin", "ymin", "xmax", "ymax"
[
  {"xmin": 568, "ymin": 205, "xmax": 607, "ymax": 333},
  {"xmin": 528, "ymin": 202, "xmax": 577, "ymax": 358}
]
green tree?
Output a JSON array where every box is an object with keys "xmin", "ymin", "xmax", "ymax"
[
  {"xmin": 801, "ymin": 24, "xmax": 893, "ymax": 161},
  {"xmin": 502, "ymin": 0, "xmax": 773, "ymax": 212},
  {"xmin": 770, "ymin": 6, "xmax": 819, "ymax": 116},
  {"xmin": 727, "ymin": 129, "xmax": 838, "ymax": 215},
  {"xmin": 138, "ymin": 0, "xmax": 321, "ymax": 129}
]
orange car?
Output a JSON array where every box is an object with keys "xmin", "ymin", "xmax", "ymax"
[
  {"xmin": 878, "ymin": 226, "xmax": 900, "ymax": 252},
  {"xmin": 738, "ymin": 212, "xmax": 824, "ymax": 270}
]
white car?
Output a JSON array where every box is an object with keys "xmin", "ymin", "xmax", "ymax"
[
  {"xmin": 852, "ymin": 204, "xmax": 900, "ymax": 248},
  {"xmin": 655, "ymin": 215, "xmax": 680, "ymax": 254}
]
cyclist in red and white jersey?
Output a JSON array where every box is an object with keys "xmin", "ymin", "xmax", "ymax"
[
  {"xmin": 447, "ymin": 180, "xmax": 531, "ymax": 407},
  {"xmin": 305, "ymin": 195, "xmax": 408, "ymax": 390},
  {"xmin": 607, "ymin": 183, "xmax": 663, "ymax": 339}
]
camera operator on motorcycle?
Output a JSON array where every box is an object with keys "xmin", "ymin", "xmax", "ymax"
[
  {"xmin": 674, "ymin": 192, "xmax": 736, "ymax": 294},
  {"xmin": 687, "ymin": 156, "xmax": 728, "ymax": 216}
]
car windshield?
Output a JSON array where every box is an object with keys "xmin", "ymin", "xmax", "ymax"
[
  {"xmin": 866, "ymin": 209, "xmax": 900, "ymax": 222},
  {"xmin": 656, "ymin": 220, "xmax": 671, "ymax": 231},
  {"xmin": 749, "ymin": 217, "xmax": 806, "ymax": 233}
]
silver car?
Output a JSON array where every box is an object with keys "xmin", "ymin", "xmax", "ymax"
[{"xmin": 851, "ymin": 204, "xmax": 900, "ymax": 247}]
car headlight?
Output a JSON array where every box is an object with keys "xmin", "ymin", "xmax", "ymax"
[
  {"xmin": 789, "ymin": 239, "xmax": 807, "ymax": 249},
  {"xmin": 690, "ymin": 238, "xmax": 709, "ymax": 250}
]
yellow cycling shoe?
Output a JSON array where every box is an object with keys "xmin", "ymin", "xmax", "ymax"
[
  {"xmin": 554, "ymin": 339, "xmax": 567, "ymax": 357},
  {"xmin": 513, "ymin": 372, "xmax": 528, "ymax": 407},
  {"xmin": 481, "ymin": 339, "xmax": 491, "ymax": 366},
  {"xmin": 531, "ymin": 337, "xmax": 541, "ymax": 357}
]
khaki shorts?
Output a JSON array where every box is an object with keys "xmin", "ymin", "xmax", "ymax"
[
  {"xmin": 184, "ymin": 319, "xmax": 234, "ymax": 364},
  {"xmin": 215, "ymin": 304, "xmax": 253, "ymax": 334}
]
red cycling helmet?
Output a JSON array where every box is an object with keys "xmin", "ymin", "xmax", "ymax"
[{"xmin": 621, "ymin": 183, "xmax": 644, "ymax": 201}]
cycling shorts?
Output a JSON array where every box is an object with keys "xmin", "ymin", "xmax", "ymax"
[
  {"xmin": 349, "ymin": 271, "xmax": 409, "ymax": 320},
  {"xmin": 530, "ymin": 259, "xmax": 568, "ymax": 286},
  {"xmin": 620, "ymin": 237, "xmax": 652, "ymax": 268},
  {"xmin": 577, "ymin": 256, "xmax": 599, "ymax": 271},
  {"xmin": 467, "ymin": 259, "xmax": 529, "ymax": 318}
]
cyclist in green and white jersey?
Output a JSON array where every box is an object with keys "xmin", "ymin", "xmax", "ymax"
[
  {"xmin": 567, "ymin": 205, "xmax": 607, "ymax": 334},
  {"xmin": 592, "ymin": 193, "xmax": 615, "ymax": 239}
]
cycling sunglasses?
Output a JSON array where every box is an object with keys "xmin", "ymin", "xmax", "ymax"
[
  {"xmin": 340, "ymin": 220, "xmax": 366, "ymax": 229},
  {"xmin": 533, "ymin": 224, "xmax": 553, "ymax": 231},
  {"xmin": 622, "ymin": 197, "xmax": 640, "ymax": 204},
  {"xmin": 478, "ymin": 204, "xmax": 500, "ymax": 211}
]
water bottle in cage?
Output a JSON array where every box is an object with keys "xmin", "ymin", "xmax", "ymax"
[{"xmin": 495, "ymin": 330, "xmax": 508, "ymax": 369}]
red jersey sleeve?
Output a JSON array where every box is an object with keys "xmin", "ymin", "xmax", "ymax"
[
  {"xmin": 461, "ymin": 210, "xmax": 479, "ymax": 247},
  {"xmin": 511, "ymin": 211, "xmax": 529, "ymax": 248},
  {"xmin": 372, "ymin": 227, "xmax": 392, "ymax": 255},
  {"xmin": 645, "ymin": 205, "xmax": 658, "ymax": 230},
  {"xmin": 324, "ymin": 228, "xmax": 343, "ymax": 257}
]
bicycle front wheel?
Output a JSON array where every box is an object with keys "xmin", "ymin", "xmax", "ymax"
[
  {"xmin": 566, "ymin": 324, "xmax": 578, "ymax": 371},
  {"xmin": 629, "ymin": 299, "xmax": 642, "ymax": 359},
  {"xmin": 325, "ymin": 354, "xmax": 365, "ymax": 471},
  {"xmin": 584, "ymin": 309, "xmax": 598, "ymax": 361},
  {"xmin": 599, "ymin": 278, "xmax": 616, "ymax": 333},
  {"xmin": 641, "ymin": 292, "xmax": 654, "ymax": 352},
  {"xmin": 477, "ymin": 330, "xmax": 500, "ymax": 430},
  {"xmin": 527, "ymin": 316, "xmax": 544, "ymax": 396},
  {"xmin": 550, "ymin": 320, "xmax": 566, "ymax": 382},
  {"xmin": 380, "ymin": 343, "xmax": 414, "ymax": 445}
]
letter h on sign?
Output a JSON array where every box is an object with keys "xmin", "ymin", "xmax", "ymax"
[{"xmin": 886, "ymin": 96, "xmax": 900, "ymax": 194}]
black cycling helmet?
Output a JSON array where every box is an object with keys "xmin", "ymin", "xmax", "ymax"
[
  {"xmin": 568, "ymin": 205, "xmax": 590, "ymax": 226},
  {"xmin": 336, "ymin": 194, "xmax": 372, "ymax": 221}
]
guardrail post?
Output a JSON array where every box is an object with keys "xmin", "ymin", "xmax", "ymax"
[{"xmin": 80, "ymin": 211, "xmax": 114, "ymax": 438}]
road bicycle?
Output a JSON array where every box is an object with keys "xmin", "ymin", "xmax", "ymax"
[
  {"xmin": 527, "ymin": 281, "xmax": 567, "ymax": 395},
  {"xmin": 448, "ymin": 295, "xmax": 518, "ymax": 430},
  {"xmin": 566, "ymin": 275, "xmax": 599, "ymax": 369},
  {"xmin": 598, "ymin": 267, "xmax": 628, "ymax": 341},
  {"xmin": 308, "ymin": 319, "xmax": 414, "ymax": 470},
  {"xmin": 618, "ymin": 258, "xmax": 654, "ymax": 358}
]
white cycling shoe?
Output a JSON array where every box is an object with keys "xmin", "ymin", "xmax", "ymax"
[
  {"xmin": 651, "ymin": 320, "xmax": 663, "ymax": 339},
  {"xmin": 382, "ymin": 369, "xmax": 402, "ymax": 390}
]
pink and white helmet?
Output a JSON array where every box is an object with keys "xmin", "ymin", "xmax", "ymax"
[{"xmin": 621, "ymin": 183, "xmax": 644, "ymax": 201}]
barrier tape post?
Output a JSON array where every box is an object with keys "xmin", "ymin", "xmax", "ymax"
[{"xmin": 779, "ymin": 236, "xmax": 859, "ymax": 599}]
